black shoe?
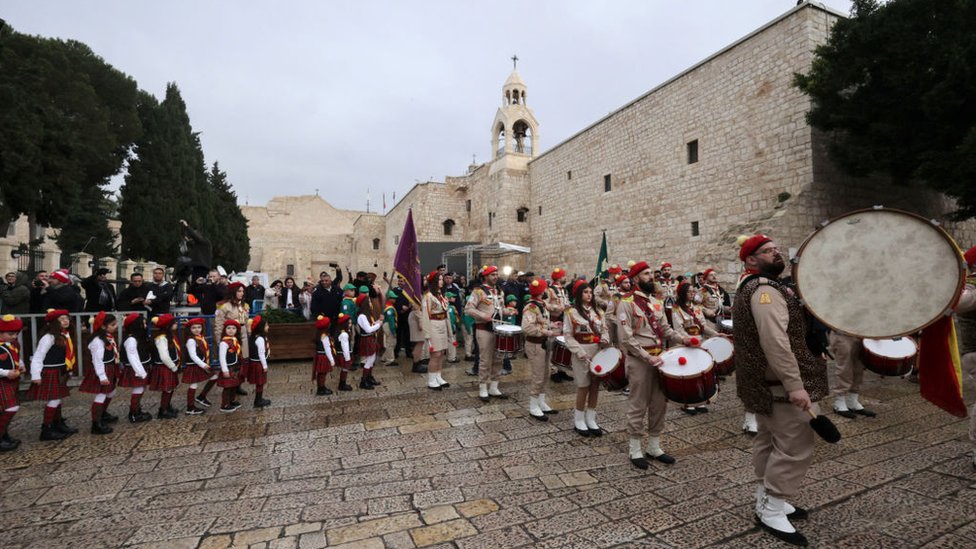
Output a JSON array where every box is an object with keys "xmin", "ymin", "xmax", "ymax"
[
  {"xmin": 852, "ymin": 408, "xmax": 876, "ymax": 418},
  {"xmin": 529, "ymin": 413, "xmax": 548, "ymax": 422},
  {"xmin": 236, "ymin": 387, "xmax": 248, "ymax": 396},
  {"xmin": 787, "ymin": 506, "xmax": 809, "ymax": 521},
  {"xmin": 219, "ymin": 404, "xmax": 239, "ymax": 413},
  {"xmin": 316, "ymin": 386, "xmax": 332, "ymax": 396},
  {"xmin": 428, "ymin": 384, "xmax": 443, "ymax": 391},
  {"xmin": 833, "ymin": 408, "xmax": 857, "ymax": 419},
  {"xmin": 412, "ymin": 363, "xmax": 428, "ymax": 374},
  {"xmin": 447, "ymin": 359, "xmax": 459, "ymax": 364},
  {"xmin": 157, "ymin": 408, "xmax": 178, "ymax": 420},
  {"xmin": 681, "ymin": 407, "xmax": 698, "ymax": 415},
  {"xmin": 556, "ymin": 371, "xmax": 573, "ymax": 382},
  {"xmin": 645, "ymin": 452, "xmax": 676, "ymax": 465},
  {"xmin": 588, "ymin": 428, "xmax": 603, "ymax": 437},
  {"xmin": 185, "ymin": 406, "xmax": 205, "ymax": 415},
  {"xmin": 195, "ymin": 396, "xmax": 213, "ymax": 408},
  {"xmin": 421, "ymin": 359, "xmax": 430, "ymax": 366},
  {"xmin": 101, "ymin": 409, "xmax": 119, "ymax": 423},
  {"xmin": 367, "ymin": 374, "xmax": 381, "ymax": 386},
  {"xmin": 464, "ymin": 355, "xmax": 476, "ymax": 362},
  {"xmin": 479, "ymin": 394, "xmax": 490, "ymax": 403},
  {"xmin": 358, "ymin": 378, "xmax": 374, "ymax": 390},
  {"xmin": 630, "ymin": 456, "xmax": 649, "ymax": 470},
  {"xmin": 53, "ymin": 418, "xmax": 78, "ymax": 435},
  {"xmin": 91, "ymin": 421, "xmax": 113, "ymax": 435},
  {"xmin": 40, "ymin": 424, "xmax": 68, "ymax": 441},
  {"xmin": 439, "ymin": 381, "xmax": 451, "ymax": 388},
  {"xmin": 466, "ymin": 368, "xmax": 478, "ymax": 376},
  {"xmin": 254, "ymin": 397, "xmax": 271, "ymax": 408},
  {"xmin": 574, "ymin": 427, "xmax": 592, "ymax": 437},
  {"xmin": 755, "ymin": 516, "xmax": 809, "ymax": 547},
  {"xmin": 338, "ymin": 382, "xmax": 353, "ymax": 391},
  {"xmin": 550, "ymin": 373, "xmax": 562, "ymax": 383},
  {"xmin": 129, "ymin": 411, "xmax": 152, "ymax": 423},
  {"xmin": 2, "ymin": 432, "xmax": 20, "ymax": 446},
  {"xmin": 0, "ymin": 438, "xmax": 17, "ymax": 451},
  {"xmin": 695, "ymin": 406, "xmax": 708, "ymax": 414}
]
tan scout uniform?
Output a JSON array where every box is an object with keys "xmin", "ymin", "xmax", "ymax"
[
  {"xmin": 701, "ymin": 284, "xmax": 726, "ymax": 322},
  {"xmin": 593, "ymin": 280, "xmax": 615, "ymax": 312},
  {"xmin": 545, "ymin": 283, "xmax": 570, "ymax": 320},
  {"xmin": 563, "ymin": 305, "xmax": 610, "ymax": 389},
  {"xmin": 956, "ymin": 282, "xmax": 976, "ymax": 451},
  {"xmin": 521, "ymin": 299, "xmax": 552, "ymax": 397},
  {"xmin": 827, "ymin": 332, "xmax": 865, "ymax": 398},
  {"xmin": 465, "ymin": 284, "xmax": 502, "ymax": 384},
  {"xmin": 618, "ymin": 290, "xmax": 684, "ymax": 439},
  {"xmin": 421, "ymin": 292, "xmax": 454, "ymax": 352},
  {"xmin": 733, "ymin": 276, "xmax": 828, "ymax": 499},
  {"xmin": 670, "ymin": 304, "xmax": 719, "ymax": 340}
]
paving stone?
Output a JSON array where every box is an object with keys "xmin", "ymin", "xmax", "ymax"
[
  {"xmin": 409, "ymin": 518, "xmax": 478, "ymax": 547},
  {"xmin": 412, "ymin": 487, "xmax": 465, "ymax": 508},
  {"xmin": 455, "ymin": 498, "xmax": 500, "ymax": 518},
  {"xmin": 128, "ymin": 520, "xmax": 216, "ymax": 545},
  {"xmin": 232, "ymin": 526, "xmax": 284, "ymax": 546},
  {"xmin": 421, "ymin": 505, "xmax": 461, "ymax": 525},
  {"xmin": 268, "ymin": 536, "xmax": 298, "ymax": 549},
  {"xmin": 325, "ymin": 512, "xmax": 423, "ymax": 545},
  {"xmin": 455, "ymin": 526, "xmax": 534, "ymax": 549},
  {"xmin": 283, "ymin": 522, "xmax": 321, "ymax": 537}
]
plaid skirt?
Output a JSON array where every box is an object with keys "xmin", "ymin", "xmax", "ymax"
[
  {"xmin": 216, "ymin": 366, "xmax": 241, "ymax": 388},
  {"xmin": 356, "ymin": 334, "xmax": 378, "ymax": 358},
  {"xmin": 28, "ymin": 368, "xmax": 70, "ymax": 401},
  {"xmin": 336, "ymin": 354, "xmax": 352, "ymax": 371},
  {"xmin": 148, "ymin": 364, "xmax": 180, "ymax": 392},
  {"xmin": 0, "ymin": 378, "xmax": 19, "ymax": 409},
  {"xmin": 182, "ymin": 364, "xmax": 214, "ymax": 384},
  {"xmin": 312, "ymin": 354, "xmax": 333, "ymax": 377},
  {"xmin": 241, "ymin": 359, "xmax": 267, "ymax": 385},
  {"xmin": 117, "ymin": 366, "xmax": 147, "ymax": 388},
  {"xmin": 80, "ymin": 362, "xmax": 118, "ymax": 394}
]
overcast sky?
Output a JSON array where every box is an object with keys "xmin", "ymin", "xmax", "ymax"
[{"xmin": 6, "ymin": 0, "xmax": 852, "ymax": 212}]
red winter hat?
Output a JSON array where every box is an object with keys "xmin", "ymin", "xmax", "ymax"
[
  {"xmin": 123, "ymin": 312, "xmax": 142, "ymax": 328},
  {"xmin": 51, "ymin": 271, "xmax": 71, "ymax": 284},
  {"xmin": 551, "ymin": 268, "xmax": 566, "ymax": 280},
  {"xmin": 607, "ymin": 264, "xmax": 622, "ymax": 275},
  {"xmin": 0, "ymin": 314, "xmax": 23, "ymax": 332},
  {"xmin": 315, "ymin": 315, "xmax": 331, "ymax": 331},
  {"xmin": 628, "ymin": 261, "xmax": 651, "ymax": 280},
  {"xmin": 528, "ymin": 279, "xmax": 548, "ymax": 297},
  {"xmin": 738, "ymin": 234, "xmax": 773, "ymax": 261},
  {"xmin": 572, "ymin": 278, "xmax": 589, "ymax": 296},
  {"xmin": 185, "ymin": 317, "xmax": 206, "ymax": 327},
  {"xmin": 426, "ymin": 270, "xmax": 440, "ymax": 284},
  {"xmin": 90, "ymin": 311, "xmax": 107, "ymax": 333},
  {"xmin": 44, "ymin": 309, "xmax": 70, "ymax": 322},
  {"xmin": 965, "ymin": 246, "xmax": 976, "ymax": 267},
  {"xmin": 479, "ymin": 265, "xmax": 498, "ymax": 277},
  {"xmin": 151, "ymin": 314, "xmax": 176, "ymax": 330}
]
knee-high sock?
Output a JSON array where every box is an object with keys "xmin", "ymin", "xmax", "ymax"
[
  {"xmin": 200, "ymin": 379, "xmax": 216, "ymax": 398},
  {"xmin": 221, "ymin": 387, "xmax": 232, "ymax": 407},
  {"xmin": 160, "ymin": 391, "xmax": 173, "ymax": 410},
  {"xmin": 187, "ymin": 384, "xmax": 197, "ymax": 408},
  {"xmin": 0, "ymin": 407, "xmax": 18, "ymax": 433},
  {"xmin": 316, "ymin": 373, "xmax": 326, "ymax": 387},
  {"xmin": 91, "ymin": 402, "xmax": 102, "ymax": 421},
  {"xmin": 43, "ymin": 404, "xmax": 58, "ymax": 425},
  {"xmin": 255, "ymin": 384, "xmax": 264, "ymax": 398}
]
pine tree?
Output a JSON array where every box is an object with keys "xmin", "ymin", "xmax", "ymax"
[
  {"xmin": 205, "ymin": 162, "xmax": 251, "ymax": 271},
  {"xmin": 55, "ymin": 183, "xmax": 118, "ymax": 263}
]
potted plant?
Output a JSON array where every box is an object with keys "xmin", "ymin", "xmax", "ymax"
[{"xmin": 261, "ymin": 309, "xmax": 315, "ymax": 360}]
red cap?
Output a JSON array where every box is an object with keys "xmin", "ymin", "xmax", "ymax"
[
  {"xmin": 965, "ymin": 246, "xmax": 976, "ymax": 267},
  {"xmin": 0, "ymin": 315, "xmax": 23, "ymax": 332},
  {"xmin": 628, "ymin": 261, "xmax": 651, "ymax": 280},
  {"xmin": 355, "ymin": 293, "xmax": 368, "ymax": 306},
  {"xmin": 703, "ymin": 268, "xmax": 714, "ymax": 280},
  {"xmin": 426, "ymin": 270, "xmax": 439, "ymax": 284},
  {"xmin": 572, "ymin": 279, "xmax": 588, "ymax": 296},
  {"xmin": 528, "ymin": 279, "xmax": 548, "ymax": 297},
  {"xmin": 123, "ymin": 313, "xmax": 141, "ymax": 328},
  {"xmin": 223, "ymin": 319, "xmax": 241, "ymax": 329},
  {"xmin": 90, "ymin": 311, "xmax": 107, "ymax": 333},
  {"xmin": 151, "ymin": 314, "xmax": 176, "ymax": 330},
  {"xmin": 185, "ymin": 317, "xmax": 206, "ymax": 327},
  {"xmin": 660, "ymin": 262, "xmax": 672, "ymax": 269},
  {"xmin": 677, "ymin": 281, "xmax": 691, "ymax": 297},
  {"xmin": 738, "ymin": 234, "xmax": 773, "ymax": 261},
  {"xmin": 44, "ymin": 309, "xmax": 70, "ymax": 322},
  {"xmin": 607, "ymin": 264, "xmax": 622, "ymax": 275},
  {"xmin": 227, "ymin": 281, "xmax": 245, "ymax": 293},
  {"xmin": 315, "ymin": 315, "xmax": 331, "ymax": 330},
  {"xmin": 337, "ymin": 313, "xmax": 351, "ymax": 325},
  {"xmin": 614, "ymin": 274, "xmax": 628, "ymax": 286},
  {"xmin": 551, "ymin": 268, "xmax": 566, "ymax": 280},
  {"xmin": 248, "ymin": 315, "xmax": 263, "ymax": 330},
  {"xmin": 51, "ymin": 271, "xmax": 71, "ymax": 284},
  {"xmin": 479, "ymin": 265, "xmax": 498, "ymax": 277}
]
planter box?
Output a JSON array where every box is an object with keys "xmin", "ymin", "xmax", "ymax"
[{"xmin": 268, "ymin": 322, "xmax": 317, "ymax": 361}]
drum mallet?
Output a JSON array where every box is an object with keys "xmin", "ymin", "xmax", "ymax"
[{"xmin": 807, "ymin": 410, "xmax": 841, "ymax": 443}]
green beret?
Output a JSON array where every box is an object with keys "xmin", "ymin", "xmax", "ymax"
[
  {"xmin": 342, "ymin": 283, "xmax": 356, "ymax": 291},
  {"xmin": 358, "ymin": 285, "xmax": 369, "ymax": 293}
]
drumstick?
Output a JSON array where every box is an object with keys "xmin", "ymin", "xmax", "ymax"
[{"xmin": 807, "ymin": 409, "xmax": 841, "ymax": 443}]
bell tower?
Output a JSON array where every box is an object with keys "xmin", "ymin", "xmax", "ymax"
[{"xmin": 489, "ymin": 56, "xmax": 540, "ymax": 175}]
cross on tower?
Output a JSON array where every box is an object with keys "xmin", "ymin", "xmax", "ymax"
[{"xmin": 511, "ymin": 54, "xmax": 518, "ymax": 70}]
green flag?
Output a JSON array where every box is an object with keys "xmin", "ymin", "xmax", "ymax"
[{"xmin": 595, "ymin": 231, "xmax": 609, "ymax": 279}]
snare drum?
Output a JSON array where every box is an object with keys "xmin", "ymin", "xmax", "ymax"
[
  {"xmin": 602, "ymin": 362, "xmax": 628, "ymax": 391},
  {"xmin": 550, "ymin": 336, "xmax": 572, "ymax": 368},
  {"xmin": 494, "ymin": 324, "xmax": 523, "ymax": 356},
  {"xmin": 719, "ymin": 319, "xmax": 733, "ymax": 334},
  {"xmin": 861, "ymin": 337, "xmax": 917, "ymax": 377},
  {"xmin": 589, "ymin": 347, "xmax": 622, "ymax": 378},
  {"xmin": 657, "ymin": 347, "xmax": 717, "ymax": 405},
  {"xmin": 700, "ymin": 337, "xmax": 734, "ymax": 376}
]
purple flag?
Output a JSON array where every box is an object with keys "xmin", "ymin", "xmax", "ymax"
[{"xmin": 393, "ymin": 209, "xmax": 422, "ymax": 308}]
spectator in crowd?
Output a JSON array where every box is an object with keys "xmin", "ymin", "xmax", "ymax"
[
  {"xmin": 310, "ymin": 266, "xmax": 344, "ymax": 320},
  {"xmin": 299, "ymin": 281, "xmax": 314, "ymax": 319},
  {"xmin": 190, "ymin": 269, "xmax": 226, "ymax": 315},
  {"xmin": 264, "ymin": 280, "xmax": 282, "ymax": 310},
  {"xmin": 81, "ymin": 268, "xmax": 116, "ymax": 312},
  {"xmin": 29, "ymin": 270, "xmax": 49, "ymax": 313},
  {"xmin": 280, "ymin": 277, "xmax": 301, "ymax": 314},
  {"xmin": 1, "ymin": 271, "xmax": 30, "ymax": 314},
  {"xmin": 117, "ymin": 273, "xmax": 150, "ymax": 311},
  {"xmin": 244, "ymin": 276, "xmax": 266, "ymax": 309},
  {"xmin": 146, "ymin": 267, "xmax": 175, "ymax": 317},
  {"xmin": 45, "ymin": 270, "xmax": 83, "ymax": 312}
]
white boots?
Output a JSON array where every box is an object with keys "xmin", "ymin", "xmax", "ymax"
[
  {"xmin": 584, "ymin": 409, "xmax": 601, "ymax": 436},
  {"xmin": 527, "ymin": 396, "xmax": 548, "ymax": 421},
  {"xmin": 845, "ymin": 393, "xmax": 875, "ymax": 417},
  {"xmin": 538, "ymin": 394, "xmax": 555, "ymax": 414},
  {"xmin": 488, "ymin": 381, "xmax": 505, "ymax": 397},
  {"xmin": 427, "ymin": 373, "xmax": 441, "ymax": 390},
  {"xmin": 742, "ymin": 412, "xmax": 758, "ymax": 435},
  {"xmin": 478, "ymin": 384, "xmax": 489, "ymax": 402},
  {"xmin": 573, "ymin": 409, "xmax": 589, "ymax": 436},
  {"xmin": 645, "ymin": 436, "xmax": 675, "ymax": 464},
  {"xmin": 755, "ymin": 484, "xmax": 808, "ymax": 546},
  {"xmin": 479, "ymin": 381, "xmax": 506, "ymax": 403}
]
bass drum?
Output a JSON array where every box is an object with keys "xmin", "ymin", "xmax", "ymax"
[
  {"xmin": 795, "ymin": 208, "xmax": 965, "ymax": 338},
  {"xmin": 657, "ymin": 347, "xmax": 717, "ymax": 405}
]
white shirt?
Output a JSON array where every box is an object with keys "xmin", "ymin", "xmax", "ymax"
[
  {"xmin": 319, "ymin": 334, "xmax": 335, "ymax": 365},
  {"xmin": 357, "ymin": 314, "xmax": 382, "ymax": 334},
  {"xmin": 88, "ymin": 337, "xmax": 109, "ymax": 382},
  {"xmin": 124, "ymin": 337, "xmax": 148, "ymax": 379},
  {"xmin": 154, "ymin": 336, "xmax": 177, "ymax": 372},
  {"xmin": 254, "ymin": 336, "xmax": 269, "ymax": 371},
  {"xmin": 30, "ymin": 334, "xmax": 56, "ymax": 380},
  {"xmin": 338, "ymin": 332, "xmax": 351, "ymax": 361},
  {"xmin": 186, "ymin": 338, "xmax": 210, "ymax": 369}
]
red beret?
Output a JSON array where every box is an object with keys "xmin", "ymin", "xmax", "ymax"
[
  {"xmin": 528, "ymin": 279, "xmax": 548, "ymax": 297},
  {"xmin": 44, "ymin": 309, "xmax": 70, "ymax": 323},
  {"xmin": 965, "ymin": 246, "xmax": 976, "ymax": 267},
  {"xmin": 185, "ymin": 317, "xmax": 206, "ymax": 327},
  {"xmin": 551, "ymin": 268, "xmax": 566, "ymax": 280},
  {"xmin": 479, "ymin": 265, "xmax": 497, "ymax": 277},
  {"xmin": 703, "ymin": 268, "xmax": 715, "ymax": 280},
  {"xmin": 614, "ymin": 274, "xmax": 629, "ymax": 286},
  {"xmin": 227, "ymin": 281, "xmax": 245, "ymax": 293},
  {"xmin": 0, "ymin": 315, "xmax": 23, "ymax": 332},
  {"xmin": 151, "ymin": 314, "xmax": 176, "ymax": 330},
  {"xmin": 223, "ymin": 319, "xmax": 241, "ymax": 329},
  {"xmin": 427, "ymin": 270, "xmax": 440, "ymax": 284},
  {"xmin": 337, "ymin": 313, "xmax": 351, "ymax": 325},
  {"xmin": 607, "ymin": 264, "xmax": 622, "ymax": 275},
  {"xmin": 572, "ymin": 279, "xmax": 588, "ymax": 296},
  {"xmin": 738, "ymin": 234, "xmax": 773, "ymax": 261},
  {"xmin": 355, "ymin": 293, "xmax": 368, "ymax": 306},
  {"xmin": 677, "ymin": 281, "xmax": 691, "ymax": 297},
  {"xmin": 123, "ymin": 312, "xmax": 142, "ymax": 328},
  {"xmin": 629, "ymin": 261, "xmax": 651, "ymax": 280},
  {"xmin": 660, "ymin": 263, "xmax": 672, "ymax": 269},
  {"xmin": 248, "ymin": 315, "xmax": 263, "ymax": 330},
  {"xmin": 90, "ymin": 311, "xmax": 107, "ymax": 333},
  {"xmin": 315, "ymin": 315, "xmax": 331, "ymax": 331}
]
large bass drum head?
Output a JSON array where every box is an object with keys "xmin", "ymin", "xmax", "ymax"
[{"xmin": 795, "ymin": 209, "xmax": 964, "ymax": 338}]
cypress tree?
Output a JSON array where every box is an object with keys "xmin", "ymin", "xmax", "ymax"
[{"xmin": 205, "ymin": 162, "xmax": 250, "ymax": 271}]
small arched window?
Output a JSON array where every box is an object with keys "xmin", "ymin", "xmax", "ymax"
[
  {"xmin": 443, "ymin": 219, "xmax": 455, "ymax": 236},
  {"xmin": 372, "ymin": 238, "xmax": 380, "ymax": 250},
  {"xmin": 516, "ymin": 207, "xmax": 528, "ymax": 223}
]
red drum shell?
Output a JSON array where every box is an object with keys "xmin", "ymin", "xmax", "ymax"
[
  {"xmin": 494, "ymin": 325, "xmax": 523, "ymax": 354},
  {"xmin": 658, "ymin": 347, "xmax": 717, "ymax": 405},
  {"xmin": 861, "ymin": 338, "xmax": 917, "ymax": 377},
  {"xmin": 550, "ymin": 337, "xmax": 572, "ymax": 368},
  {"xmin": 601, "ymin": 363, "xmax": 628, "ymax": 391}
]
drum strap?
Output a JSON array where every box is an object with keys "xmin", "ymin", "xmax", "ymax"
[{"xmin": 633, "ymin": 295, "xmax": 665, "ymax": 343}]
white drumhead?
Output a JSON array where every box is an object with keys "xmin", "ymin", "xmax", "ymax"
[
  {"xmin": 720, "ymin": 320, "xmax": 733, "ymax": 331},
  {"xmin": 863, "ymin": 337, "xmax": 917, "ymax": 359},
  {"xmin": 796, "ymin": 209, "xmax": 964, "ymax": 338},
  {"xmin": 700, "ymin": 337, "xmax": 733, "ymax": 362},
  {"xmin": 590, "ymin": 348, "xmax": 622, "ymax": 376},
  {"xmin": 555, "ymin": 335, "xmax": 566, "ymax": 345},
  {"xmin": 659, "ymin": 347, "xmax": 713, "ymax": 377},
  {"xmin": 494, "ymin": 324, "xmax": 522, "ymax": 335}
]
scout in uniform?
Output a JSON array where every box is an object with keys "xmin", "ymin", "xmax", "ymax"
[
  {"xmin": 81, "ymin": 312, "xmax": 120, "ymax": 434},
  {"xmin": 563, "ymin": 279, "xmax": 611, "ymax": 436},
  {"xmin": 421, "ymin": 271, "xmax": 453, "ymax": 390},
  {"xmin": 733, "ymin": 234, "xmax": 828, "ymax": 546},
  {"xmin": 149, "ymin": 314, "xmax": 181, "ymax": 419},
  {"xmin": 594, "ymin": 264, "xmax": 622, "ymax": 311},
  {"xmin": 29, "ymin": 309, "xmax": 78, "ymax": 440},
  {"xmin": 244, "ymin": 316, "xmax": 272, "ymax": 408},
  {"xmin": 381, "ymin": 290, "xmax": 398, "ymax": 366},
  {"xmin": 183, "ymin": 317, "xmax": 215, "ymax": 415},
  {"xmin": 521, "ymin": 279, "xmax": 559, "ymax": 420},
  {"xmin": 465, "ymin": 265, "xmax": 505, "ymax": 401},
  {"xmin": 671, "ymin": 281, "xmax": 721, "ymax": 415},
  {"xmin": 0, "ymin": 315, "xmax": 25, "ymax": 451},
  {"xmin": 313, "ymin": 315, "xmax": 336, "ymax": 395},
  {"xmin": 119, "ymin": 313, "xmax": 153, "ymax": 423}
]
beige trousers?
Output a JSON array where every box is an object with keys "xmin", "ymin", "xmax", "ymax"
[
  {"xmin": 381, "ymin": 324, "xmax": 395, "ymax": 363},
  {"xmin": 753, "ymin": 401, "xmax": 818, "ymax": 498},
  {"xmin": 828, "ymin": 332, "xmax": 864, "ymax": 396},
  {"xmin": 462, "ymin": 324, "xmax": 474, "ymax": 357},
  {"xmin": 624, "ymin": 354, "xmax": 667, "ymax": 438},
  {"xmin": 476, "ymin": 329, "xmax": 500, "ymax": 384},
  {"xmin": 526, "ymin": 341, "xmax": 549, "ymax": 396}
]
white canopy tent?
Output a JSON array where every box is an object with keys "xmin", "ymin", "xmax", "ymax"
[{"xmin": 441, "ymin": 241, "xmax": 531, "ymax": 277}]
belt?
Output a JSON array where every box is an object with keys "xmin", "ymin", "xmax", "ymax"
[
  {"xmin": 526, "ymin": 336, "xmax": 546, "ymax": 344},
  {"xmin": 428, "ymin": 312, "xmax": 447, "ymax": 320},
  {"xmin": 629, "ymin": 346, "xmax": 662, "ymax": 359},
  {"xmin": 359, "ymin": 333, "xmax": 376, "ymax": 339},
  {"xmin": 42, "ymin": 363, "xmax": 66, "ymax": 369},
  {"xmin": 475, "ymin": 323, "xmax": 493, "ymax": 332},
  {"xmin": 686, "ymin": 327, "xmax": 701, "ymax": 336},
  {"xmin": 574, "ymin": 334, "xmax": 599, "ymax": 344}
]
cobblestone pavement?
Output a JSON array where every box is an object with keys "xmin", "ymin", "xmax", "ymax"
[{"xmin": 2, "ymin": 356, "xmax": 974, "ymax": 549}]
